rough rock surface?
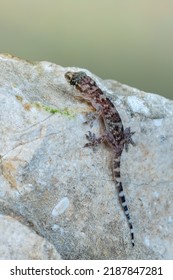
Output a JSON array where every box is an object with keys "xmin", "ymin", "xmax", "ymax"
[
  {"xmin": 0, "ymin": 214, "xmax": 61, "ymax": 259},
  {"xmin": 0, "ymin": 54, "xmax": 173, "ymax": 259}
]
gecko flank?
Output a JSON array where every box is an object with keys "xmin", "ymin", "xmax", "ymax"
[{"xmin": 65, "ymin": 71, "xmax": 135, "ymax": 246}]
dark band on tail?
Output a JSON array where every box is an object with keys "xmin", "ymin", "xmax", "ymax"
[{"xmin": 113, "ymin": 157, "xmax": 134, "ymax": 246}]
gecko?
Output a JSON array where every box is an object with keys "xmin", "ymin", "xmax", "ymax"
[{"xmin": 65, "ymin": 71, "xmax": 135, "ymax": 246}]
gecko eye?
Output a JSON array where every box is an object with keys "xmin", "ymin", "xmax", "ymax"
[
  {"xmin": 65, "ymin": 72, "xmax": 77, "ymax": 85},
  {"xmin": 65, "ymin": 72, "xmax": 73, "ymax": 82},
  {"xmin": 65, "ymin": 71, "xmax": 86, "ymax": 86}
]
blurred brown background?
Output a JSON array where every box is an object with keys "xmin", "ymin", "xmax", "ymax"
[{"xmin": 0, "ymin": 0, "xmax": 173, "ymax": 99}]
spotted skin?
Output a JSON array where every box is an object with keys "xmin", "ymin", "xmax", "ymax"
[{"xmin": 65, "ymin": 71, "xmax": 135, "ymax": 246}]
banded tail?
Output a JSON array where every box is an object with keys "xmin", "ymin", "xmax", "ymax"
[{"xmin": 113, "ymin": 156, "xmax": 134, "ymax": 246}]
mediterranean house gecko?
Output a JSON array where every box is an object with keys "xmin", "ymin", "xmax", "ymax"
[{"xmin": 65, "ymin": 71, "xmax": 135, "ymax": 246}]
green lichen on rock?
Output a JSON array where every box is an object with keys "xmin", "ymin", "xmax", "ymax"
[
  {"xmin": 34, "ymin": 102, "xmax": 75, "ymax": 118},
  {"xmin": 15, "ymin": 95, "xmax": 23, "ymax": 102},
  {"xmin": 15, "ymin": 96, "xmax": 75, "ymax": 118}
]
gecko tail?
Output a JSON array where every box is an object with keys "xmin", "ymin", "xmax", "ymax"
[
  {"xmin": 113, "ymin": 157, "xmax": 135, "ymax": 246},
  {"xmin": 118, "ymin": 181, "xmax": 135, "ymax": 246}
]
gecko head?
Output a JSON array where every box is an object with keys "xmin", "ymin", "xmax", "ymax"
[{"xmin": 65, "ymin": 71, "xmax": 87, "ymax": 86}]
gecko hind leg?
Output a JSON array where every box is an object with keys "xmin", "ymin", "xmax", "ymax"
[
  {"xmin": 123, "ymin": 127, "xmax": 135, "ymax": 152},
  {"xmin": 84, "ymin": 131, "xmax": 107, "ymax": 151}
]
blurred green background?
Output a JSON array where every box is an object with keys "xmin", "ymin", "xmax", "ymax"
[{"xmin": 1, "ymin": 0, "xmax": 173, "ymax": 99}]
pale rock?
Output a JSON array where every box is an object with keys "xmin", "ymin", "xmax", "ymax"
[
  {"xmin": 0, "ymin": 214, "xmax": 61, "ymax": 259},
  {"xmin": 0, "ymin": 54, "xmax": 173, "ymax": 259}
]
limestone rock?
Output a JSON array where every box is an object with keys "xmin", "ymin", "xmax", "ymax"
[
  {"xmin": 0, "ymin": 214, "xmax": 61, "ymax": 259},
  {"xmin": 0, "ymin": 54, "xmax": 173, "ymax": 259}
]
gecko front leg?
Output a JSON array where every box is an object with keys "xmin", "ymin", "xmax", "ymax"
[
  {"xmin": 83, "ymin": 112, "xmax": 99, "ymax": 128},
  {"xmin": 123, "ymin": 127, "xmax": 136, "ymax": 152}
]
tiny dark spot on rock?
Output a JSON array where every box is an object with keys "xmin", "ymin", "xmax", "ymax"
[{"xmin": 160, "ymin": 135, "xmax": 167, "ymax": 142}]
